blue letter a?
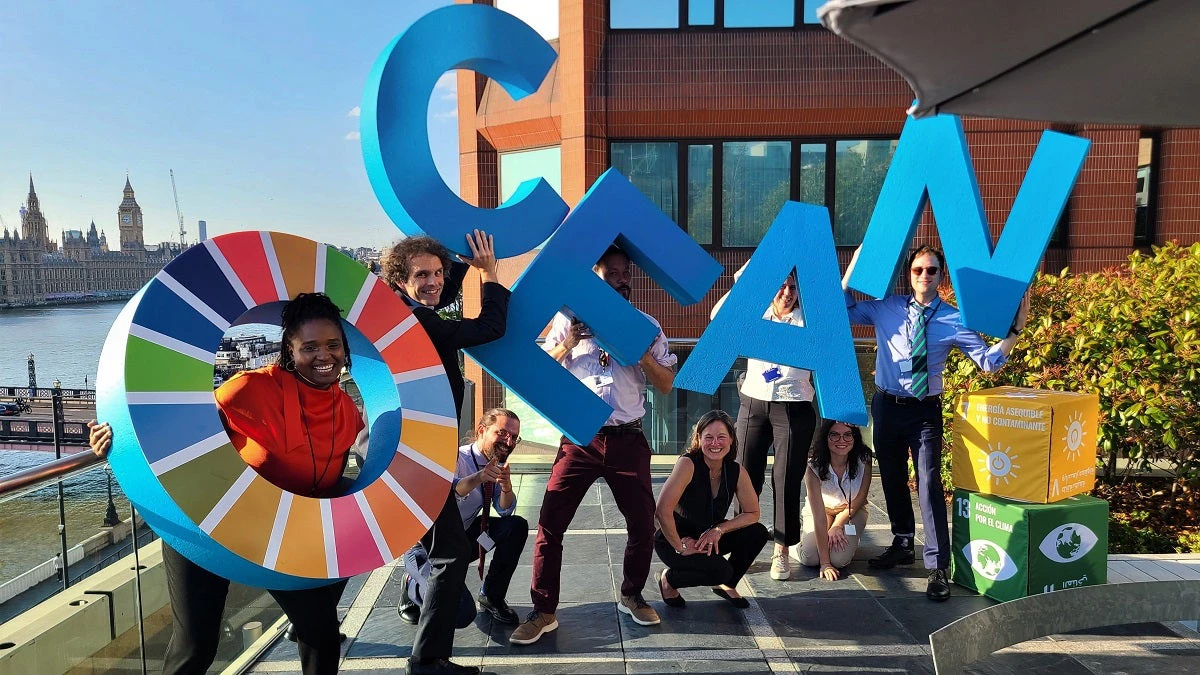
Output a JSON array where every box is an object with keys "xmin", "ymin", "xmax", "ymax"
[
  {"xmin": 846, "ymin": 114, "xmax": 1089, "ymax": 337},
  {"xmin": 676, "ymin": 202, "xmax": 867, "ymax": 426}
]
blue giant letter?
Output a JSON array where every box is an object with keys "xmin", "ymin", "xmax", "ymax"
[
  {"xmin": 466, "ymin": 170, "xmax": 723, "ymax": 443},
  {"xmin": 846, "ymin": 114, "xmax": 1089, "ymax": 337},
  {"xmin": 361, "ymin": 5, "xmax": 568, "ymax": 258},
  {"xmin": 676, "ymin": 202, "xmax": 867, "ymax": 425}
]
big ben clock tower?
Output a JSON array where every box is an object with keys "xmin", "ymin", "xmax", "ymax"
[{"xmin": 118, "ymin": 176, "xmax": 145, "ymax": 259}]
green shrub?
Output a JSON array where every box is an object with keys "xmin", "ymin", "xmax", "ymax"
[
  {"xmin": 939, "ymin": 241, "xmax": 1200, "ymax": 489},
  {"xmin": 1176, "ymin": 531, "xmax": 1200, "ymax": 554},
  {"xmin": 1108, "ymin": 518, "xmax": 1178, "ymax": 554}
]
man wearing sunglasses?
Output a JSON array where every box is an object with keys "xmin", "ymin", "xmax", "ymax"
[
  {"xmin": 399, "ymin": 408, "xmax": 527, "ymax": 628},
  {"xmin": 510, "ymin": 244, "xmax": 677, "ymax": 645},
  {"xmin": 843, "ymin": 245, "xmax": 1028, "ymax": 602}
]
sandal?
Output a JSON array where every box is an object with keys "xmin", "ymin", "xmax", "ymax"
[
  {"xmin": 658, "ymin": 571, "xmax": 686, "ymax": 608},
  {"xmin": 711, "ymin": 586, "xmax": 750, "ymax": 609}
]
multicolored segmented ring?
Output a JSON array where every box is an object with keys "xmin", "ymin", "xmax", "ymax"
[{"xmin": 98, "ymin": 231, "xmax": 456, "ymax": 589}]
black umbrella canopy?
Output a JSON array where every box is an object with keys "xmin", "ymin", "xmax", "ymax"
[{"xmin": 819, "ymin": 0, "xmax": 1200, "ymax": 126}]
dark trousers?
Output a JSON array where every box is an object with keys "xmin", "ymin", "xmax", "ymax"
[
  {"xmin": 735, "ymin": 396, "xmax": 817, "ymax": 546},
  {"xmin": 465, "ymin": 513, "xmax": 528, "ymax": 603},
  {"xmin": 161, "ymin": 543, "xmax": 345, "ymax": 675},
  {"xmin": 653, "ymin": 523, "xmax": 769, "ymax": 589},
  {"xmin": 531, "ymin": 431, "xmax": 655, "ymax": 614},
  {"xmin": 412, "ymin": 493, "xmax": 472, "ymax": 662},
  {"xmin": 871, "ymin": 391, "xmax": 950, "ymax": 569}
]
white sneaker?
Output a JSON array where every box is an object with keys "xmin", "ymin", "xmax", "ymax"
[{"xmin": 770, "ymin": 552, "xmax": 791, "ymax": 580}]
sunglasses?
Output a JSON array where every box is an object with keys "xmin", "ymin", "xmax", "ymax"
[
  {"xmin": 910, "ymin": 266, "xmax": 940, "ymax": 277},
  {"xmin": 598, "ymin": 350, "xmax": 610, "ymax": 369}
]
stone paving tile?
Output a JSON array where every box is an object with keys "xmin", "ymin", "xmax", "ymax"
[
  {"xmin": 1069, "ymin": 649, "xmax": 1200, "ymax": 675},
  {"xmin": 964, "ymin": 651, "xmax": 1094, "ymax": 674},
  {"xmin": 1056, "ymin": 621, "xmax": 1180, "ymax": 639},
  {"xmin": 757, "ymin": 596, "xmax": 920, "ymax": 648},
  {"xmin": 875, "ymin": 595, "xmax": 997, "ymax": 641},
  {"xmin": 485, "ymin": 661, "xmax": 627, "ymax": 674},
  {"xmin": 626, "ymin": 657, "xmax": 773, "ymax": 673},
  {"xmin": 484, "ymin": 601, "xmax": 623, "ymax": 658},
  {"xmin": 787, "ymin": 652, "xmax": 937, "ymax": 674},
  {"xmin": 619, "ymin": 596, "xmax": 757, "ymax": 651},
  {"xmin": 343, "ymin": 605, "xmax": 493, "ymax": 659}
]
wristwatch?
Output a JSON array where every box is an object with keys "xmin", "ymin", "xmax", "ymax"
[
  {"xmin": 676, "ymin": 541, "xmax": 687, "ymax": 555},
  {"xmin": 1007, "ymin": 320, "xmax": 1023, "ymax": 338}
]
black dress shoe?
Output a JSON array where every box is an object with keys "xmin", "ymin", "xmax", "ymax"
[
  {"xmin": 658, "ymin": 571, "xmax": 685, "ymax": 608},
  {"xmin": 405, "ymin": 657, "xmax": 481, "ymax": 675},
  {"xmin": 710, "ymin": 586, "xmax": 750, "ymax": 609},
  {"xmin": 398, "ymin": 600, "xmax": 421, "ymax": 625},
  {"xmin": 868, "ymin": 539, "xmax": 915, "ymax": 569},
  {"xmin": 477, "ymin": 595, "xmax": 520, "ymax": 625},
  {"xmin": 926, "ymin": 568, "xmax": 951, "ymax": 602}
]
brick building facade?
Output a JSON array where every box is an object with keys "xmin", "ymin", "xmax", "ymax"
[{"xmin": 453, "ymin": 0, "xmax": 1200, "ymax": 429}]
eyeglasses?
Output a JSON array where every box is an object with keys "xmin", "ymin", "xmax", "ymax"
[
  {"xmin": 828, "ymin": 431, "xmax": 854, "ymax": 441},
  {"xmin": 911, "ymin": 266, "xmax": 940, "ymax": 277},
  {"xmin": 495, "ymin": 429, "xmax": 522, "ymax": 444}
]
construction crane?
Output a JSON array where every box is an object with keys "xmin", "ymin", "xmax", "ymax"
[{"xmin": 170, "ymin": 169, "xmax": 186, "ymax": 249}]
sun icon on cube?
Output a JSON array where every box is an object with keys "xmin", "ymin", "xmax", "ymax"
[
  {"xmin": 978, "ymin": 443, "xmax": 1020, "ymax": 485},
  {"xmin": 1062, "ymin": 411, "xmax": 1087, "ymax": 461}
]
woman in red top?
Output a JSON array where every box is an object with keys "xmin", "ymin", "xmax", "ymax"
[{"xmin": 90, "ymin": 292, "xmax": 363, "ymax": 675}]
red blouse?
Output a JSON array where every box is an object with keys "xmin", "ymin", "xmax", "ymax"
[{"xmin": 214, "ymin": 364, "xmax": 364, "ymax": 496}]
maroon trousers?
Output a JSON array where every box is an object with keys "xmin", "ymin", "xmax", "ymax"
[{"xmin": 530, "ymin": 430, "xmax": 655, "ymax": 614}]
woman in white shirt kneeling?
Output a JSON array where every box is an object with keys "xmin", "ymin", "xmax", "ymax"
[{"xmin": 801, "ymin": 420, "xmax": 873, "ymax": 580}]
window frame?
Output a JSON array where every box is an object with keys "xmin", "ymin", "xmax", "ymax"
[
  {"xmin": 610, "ymin": 135, "xmax": 900, "ymax": 250},
  {"xmin": 1133, "ymin": 130, "xmax": 1161, "ymax": 247},
  {"xmin": 607, "ymin": 0, "xmax": 823, "ymax": 32}
]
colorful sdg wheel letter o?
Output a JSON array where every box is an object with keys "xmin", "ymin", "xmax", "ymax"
[{"xmin": 97, "ymin": 231, "xmax": 457, "ymax": 589}]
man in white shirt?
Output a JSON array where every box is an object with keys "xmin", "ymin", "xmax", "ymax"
[
  {"xmin": 399, "ymin": 408, "xmax": 526, "ymax": 627},
  {"xmin": 510, "ymin": 245, "xmax": 677, "ymax": 645}
]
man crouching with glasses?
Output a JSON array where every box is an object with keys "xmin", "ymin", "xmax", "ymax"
[{"xmin": 399, "ymin": 408, "xmax": 527, "ymax": 628}]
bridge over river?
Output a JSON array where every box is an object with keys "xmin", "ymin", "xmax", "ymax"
[{"xmin": 0, "ymin": 386, "xmax": 96, "ymax": 451}]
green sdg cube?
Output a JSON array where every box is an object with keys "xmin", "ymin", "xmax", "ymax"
[{"xmin": 951, "ymin": 489, "xmax": 1109, "ymax": 602}]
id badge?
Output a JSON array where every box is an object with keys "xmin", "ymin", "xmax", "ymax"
[
  {"xmin": 843, "ymin": 523, "xmax": 857, "ymax": 536},
  {"xmin": 477, "ymin": 531, "xmax": 496, "ymax": 552},
  {"xmin": 898, "ymin": 358, "xmax": 912, "ymax": 375},
  {"xmin": 762, "ymin": 366, "xmax": 782, "ymax": 383}
]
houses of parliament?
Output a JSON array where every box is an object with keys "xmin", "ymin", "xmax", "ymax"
[{"xmin": 0, "ymin": 176, "xmax": 185, "ymax": 307}]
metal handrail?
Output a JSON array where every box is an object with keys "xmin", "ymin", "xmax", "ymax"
[{"xmin": 0, "ymin": 450, "xmax": 103, "ymax": 499}]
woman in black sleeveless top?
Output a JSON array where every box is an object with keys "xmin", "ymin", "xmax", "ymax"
[{"xmin": 653, "ymin": 410, "xmax": 770, "ymax": 609}]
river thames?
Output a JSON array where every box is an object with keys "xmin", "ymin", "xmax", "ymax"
[{"xmin": 0, "ymin": 302, "xmax": 130, "ymax": 583}]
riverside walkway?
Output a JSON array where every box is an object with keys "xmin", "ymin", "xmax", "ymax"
[{"xmin": 239, "ymin": 465, "xmax": 1200, "ymax": 674}]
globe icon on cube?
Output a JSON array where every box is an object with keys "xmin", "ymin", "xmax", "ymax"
[
  {"xmin": 1055, "ymin": 526, "xmax": 1083, "ymax": 559},
  {"xmin": 975, "ymin": 542, "xmax": 1003, "ymax": 577}
]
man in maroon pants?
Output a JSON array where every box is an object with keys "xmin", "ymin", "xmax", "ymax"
[{"xmin": 509, "ymin": 245, "xmax": 677, "ymax": 645}]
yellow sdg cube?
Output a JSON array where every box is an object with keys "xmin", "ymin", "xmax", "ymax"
[{"xmin": 953, "ymin": 387, "xmax": 1099, "ymax": 503}]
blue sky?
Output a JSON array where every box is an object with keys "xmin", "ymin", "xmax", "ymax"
[{"xmin": 0, "ymin": 1, "xmax": 457, "ymax": 249}]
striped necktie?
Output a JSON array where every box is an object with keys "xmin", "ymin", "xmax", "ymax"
[{"xmin": 910, "ymin": 302, "xmax": 934, "ymax": 399}]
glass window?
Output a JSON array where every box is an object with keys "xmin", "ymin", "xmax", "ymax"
[
  {"xmin": 834, "ymin": 139, "xmax": 897, "ymax": 246},
  {"xmin": 799, "ymin": 143, "xmax": 826, "ymax": 206},
  {"xmin": 495, "ymin": 0, "xmax": 558, "ymax": 40},
  {"xmin": 722, "ymin": 141, "xmax": 790, "ymax": 247},
  {"xmin": 724, "ymin": 0, "xmax": 794, "ymax": 28},
  {"xmin": 610, "ymin": 142, "xmax": 679, "ymax": 223},
  {"xmin": 687, "ymin": 145, "xmax": 714, "ymax": 245},
  {"xmin": 688, "ymin": 0, "xmax": 716, "ymax": 26},
  {"xmin": 499, "ymin": 146, "xmax": 562, "ymax": 202},
  {"xmin": 1134, "ymin": 134, "xmax": 1156, "ymax": 244},
  {"xmin": 502, "ymin": 387, "xmax": 562, "ymax": 447},
  {"xmin": 610, "ymin": 0, "xmax": 679, "ymax": 29},
  {"xmin": 803, "ymin": 0, "xmax": 823, "ymax": 24}
]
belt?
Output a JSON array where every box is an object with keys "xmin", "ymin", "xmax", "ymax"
[
  {"xmin": 876, "ymin": 387, "xmax": 941, "ymax": 406},
  {"xmin": 598, "ymin": 418, "xmax": 643, "ymax": 435}
]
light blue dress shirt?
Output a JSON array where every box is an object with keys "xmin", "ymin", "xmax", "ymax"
[
  {"xmin": 451, "ymin": 441, "xmax": 517, "ymax": 529},
  {"xmin": 845, "ymin": 292, "xmax": 1007, "ymax": 397}
]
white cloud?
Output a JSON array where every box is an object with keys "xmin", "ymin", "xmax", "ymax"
[
  {"xmin": 434, "ymin": 109, "xmax": 458, "ymax": 120},
  {"xmin": 434, "ymin": 72, "xmax": 455, "ymax": 92},
  {"xmin": 345, "ymin": 131, "xmax": 361, "ymax": 141},
  {"xmin": 347, "ymin": 106, "xmax": 360, "ymax": 117}
]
